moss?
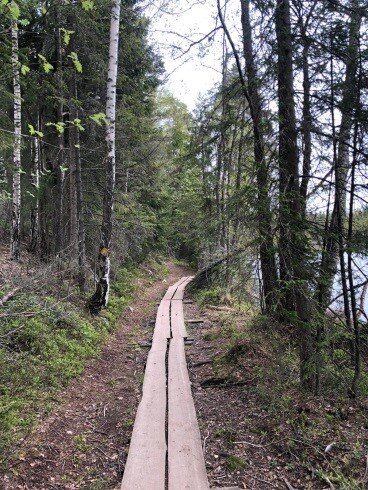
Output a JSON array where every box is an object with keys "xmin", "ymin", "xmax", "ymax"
[
  {"xmin": 0, "ymin": 261, "xmax": 148, "ymax": 467},
  {"xmin": 226, "ymin": 455, "xmax": 247, "ymax": 471},
  {"xmin": 195, "ymin": 286, "xmax": 228, "ymax": 306}
]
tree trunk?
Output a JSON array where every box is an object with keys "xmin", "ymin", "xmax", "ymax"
[
  {"xmin": 11, "ymin": 19, "xmax": 21, "ymax": 261},
  {"xmin": 275, "ymin": 0, "xmax": 314, "ymax": 389},
  {"xmin": 54, "ymin": 6, "xmax": 66, "ymax": 259},
  {"xmin": 240, "ymin": 0, "xmax": 278, "ymax": 313},
  {"xmin": 29, "ymin": 132, "xmax": 40, "ymax": 254},
  {"xmin": 70, "ymin": 78, "xmax": 87, "ymax": 291},
  {"xmin": 300, "ymin": 35, "xmax": 312, "ymax": 209},
  {"xmin": 89, "ymin": 0, "xmax": 121, "ymax": 314},
  {"xmin": 317, "ymin": 0, "xmax": 362, "ymax": 309}
]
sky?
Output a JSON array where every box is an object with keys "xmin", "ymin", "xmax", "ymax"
[{"xmin": 144, "ymin": 0, "xmax": 227, "ymax": 111}]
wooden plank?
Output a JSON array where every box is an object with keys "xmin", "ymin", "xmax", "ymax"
[
  {"xmin": 171, "ymin": 276, "xmax": 194, "ymax": 300},
  {"xmin": 168, "ymin": 338, "xmax": 209, "ymax": 490},
  {"xmin": 171, "ymin": 299, "xmax": 187, "ymax": 338},
  {"xmin": 121, "ymin": 339, "xmax": 167, "ymax": 490},
  {"xmin": 153, "ymin": 300, "xmax": 171, "ymax": 339},
  {"xmin": 162, "ymin": 276, "xmax": 188, "ymax": 301}
]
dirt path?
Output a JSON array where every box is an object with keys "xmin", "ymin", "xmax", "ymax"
[{"xmin": 2, "ymin": 261, "xmax": 190, "ymax": 490}]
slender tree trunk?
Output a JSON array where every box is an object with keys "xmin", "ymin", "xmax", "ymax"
[
  {"xmin": 347, "ymin": 119, "xmax": 360, "ymax": 397},
  {"xmin": 89, "ymin": 0, "xmax": 121, "ymax": 314},
  {"xmin": 11, "ymin": 19, "xmax": 21, "ymax": 261},
  {"xmin": 275, "ymin": 0, "xmax": 314, "ymax": 389},
  {"xmin": 54, "ymin": 6, "xmax": 66, "ymax": 259},
  {"xmin": 75, "ymin": 126, "xmax": 87, "ymax": 292},
  {"xmin": 240, "ymin": 0, "xmax": 278, "ymax": 313},
  {"xmin": 317, "ymin": 0, "xmax": 362, "ymax": 309},
  {"xmin": 29, "ymin": 132, "xmax": 40, "ymax": 254},
  {"xmin": 300, "ymin": 34, "xmax": 312, "ymax": 209},
  {"xmin": 70, "ymin": 78, "xmax": 87, "ymax": 291}
]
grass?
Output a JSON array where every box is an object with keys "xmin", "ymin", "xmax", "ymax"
[{"xmin": 0, "ymin": 256, "xmax": 167, "ymax": 468}]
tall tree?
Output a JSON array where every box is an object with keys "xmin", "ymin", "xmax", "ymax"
[
  {"xmin": 89, "ymin": 0, "xmax": 121, "ymax": 313},
  {"xmin": 275, "ymin": 0, "xmax": 314, "ymax": 388},
  {"xmin": 240, "ymin": 0, "xmax": 278, "ymax": 313},
  {"xmin": 11, "ymin": 16, "xmax": 21, "ymax": 260},
  {"xmin": 317, "ymin": 0, "xmax": 362, "ymax": 309}
]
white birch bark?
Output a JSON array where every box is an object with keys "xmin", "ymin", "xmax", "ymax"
[
  {"xmin": 11, "ymin": 19, "xmax": 21, "ymax": 260},
  {"xmin": 29, "ymin": 133, "xmax": 40, "ymax": 253},
  {"xmin": 90, "ymin": 0, "xmax": 121, "ymax": 313}
]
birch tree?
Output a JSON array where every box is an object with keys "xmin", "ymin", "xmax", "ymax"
[
  {"xmin": 11, "ymin": 16, "xmax": 21, "ymax": 261},
  {"xmin": 90, "ymin": 0, "xmax": 121, "ymax": 313}
]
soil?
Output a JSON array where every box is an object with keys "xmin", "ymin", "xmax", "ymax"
[
  {"xmin": 1, "ymin": 261, "xmax": 191, "ymax": 490},
  {"xmin": 184, "ymin": 300, "xmax": 368, "ymax": 490},
  {"xmin": 184, "ymin": 300, "xmax": 301, "ymax": 490}
]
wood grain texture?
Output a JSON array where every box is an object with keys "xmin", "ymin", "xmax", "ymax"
[
  {"xmin": 171, "ymin": 276, "xmax": 194, "ymax": 301},
  {"xmin": 163, "ymin": 276, "xmax": 188, "ymax": 301},
  {"xmin": 168, "ymin": 337, "xmax": 209, "ymax": 490},
  {"xmin": 153, "ymin": 299, "xmax": 171, "ymax": 339},
  {"xmin": 171, "ymin": 299, "xmax": 188, "ymax": 338},
  {"xmin": 121, "ymin": 339, "xmax": 167, "ymax": 490}
]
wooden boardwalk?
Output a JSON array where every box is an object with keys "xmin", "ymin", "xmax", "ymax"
[{"xmin": 121, "ymin": 276, "xmax": 210, "ymax": 490}]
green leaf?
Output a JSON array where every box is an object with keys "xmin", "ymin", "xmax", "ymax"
[
  {"xmin": 72, "ymin": 118, "xmax": 85, "ymax": 131},
  {"xmin": 60, "ymin": 165, "xmax": 68, "ymax": 173},
  {"xmin": 46, "ymin": 122, "xmax": 65, "ymax": 134},
  {"xmin": 18, "ymin": 18, "xmax": 30, "ymax": 26},
  {"xmin": 38, "ymin": 54, "xmax": 53, "ymax": 74},
  {"xmin": 8, "ymin": 1, "xmax": 20, "ymax": 19},
  {"xmin": 81, "ymin": 0, "xmax": 94, "ymax": 11},
  {"xmin": 89, "ymin": 112, "xmax": 107, "ymax": 126},
  {"xmin": 21, "ymin": 64, "xmax": 30, "ymax": 75},
  {"xmin": 28, "ymin": 124, "xmax": 44, "ymax": 138},
  {"xmin": 68, "ymin": 52, "xmax": 82, "ymax": 73},
  {"xmin": 60, "ymin": 28, "xmax": 74, "ymax": 46}
]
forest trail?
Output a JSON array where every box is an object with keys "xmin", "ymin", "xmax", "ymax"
[
  {"xmin": 2, "ymin": 262, "xmax": 192, "ymax": 490},
  {"xmin": 121, "ymin": 276, "xmax": 211, "ymax": 490}
]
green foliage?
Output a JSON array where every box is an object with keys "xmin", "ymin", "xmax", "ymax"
[
  {"xmin": 226, "ymin": 455, "xmax": 247, "ymax": 471},
  {"xmin": 68, "ymin": 51, "xmax": 83, "ymax": 73},
  {"xmin": 81, "ymin": 0, "xmax": 94, "ymax": 11},
  {"xmin": 37, "ymin": 54, "xmax": 53, "ymax": 74},
  {"xmin": 89, "ymin": 112, "xmax": 107, "ymax": 126},
  {"xmin": 60, "ymin": 28, "xmax": 74, "ymax": 46},
  {"xmin": 351, "ymin": 209, "xmax": 368, "ymax": 254},
  {"xmin": 0, "ymin": 263, "xmax": 139, "ymax": 465},
  {"xmin": 196, "ymin": 286, "xmax": 227, "ymax": 306},
  {"xmin": 27, "ymin": 123, "xmax": 43, "ymax": 138}
]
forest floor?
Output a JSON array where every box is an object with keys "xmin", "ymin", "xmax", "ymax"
[
  {"xmin": 186, "ymin": 299, "xmax": 368, "ymax": 490},
  {"xmin": 1, "ymin": 254, "xmax": 367, "ymax": 489},
  {"xmin": 1, "ymin": 260, "xmax": 192, "ymax": 489}
]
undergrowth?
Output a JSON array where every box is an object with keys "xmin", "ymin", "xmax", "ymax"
[
  {"xmin": 198, "ymin": 284, "xmax": 368, "ymax": 489},
  {"xmin": 0, "ymin": 256, "xmax": 166, "ymax": 467}
]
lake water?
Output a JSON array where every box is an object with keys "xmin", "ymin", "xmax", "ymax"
[{"xmin": 331, "ymin": 253, "xmax": 368, "ymax": 317}]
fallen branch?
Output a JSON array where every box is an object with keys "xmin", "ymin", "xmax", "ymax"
[
  {"xmin": 192, "ymin": 359, "xmax": 212, "ymax": 367},
  {"xmin": 283, "ymin": 478, "xmax": 296, "ymax": 490},
  {"xmin": 206, "ymin": 305, "xmax": 235, "ymax": 312},
  {"xmin": 0, "ymin": 287, "xmax": 19, "ymax": 307}
]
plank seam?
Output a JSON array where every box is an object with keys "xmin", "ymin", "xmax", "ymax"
[{"xmin": 165, "ymin": 338, "xmax": 169, "ymax": 490}]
